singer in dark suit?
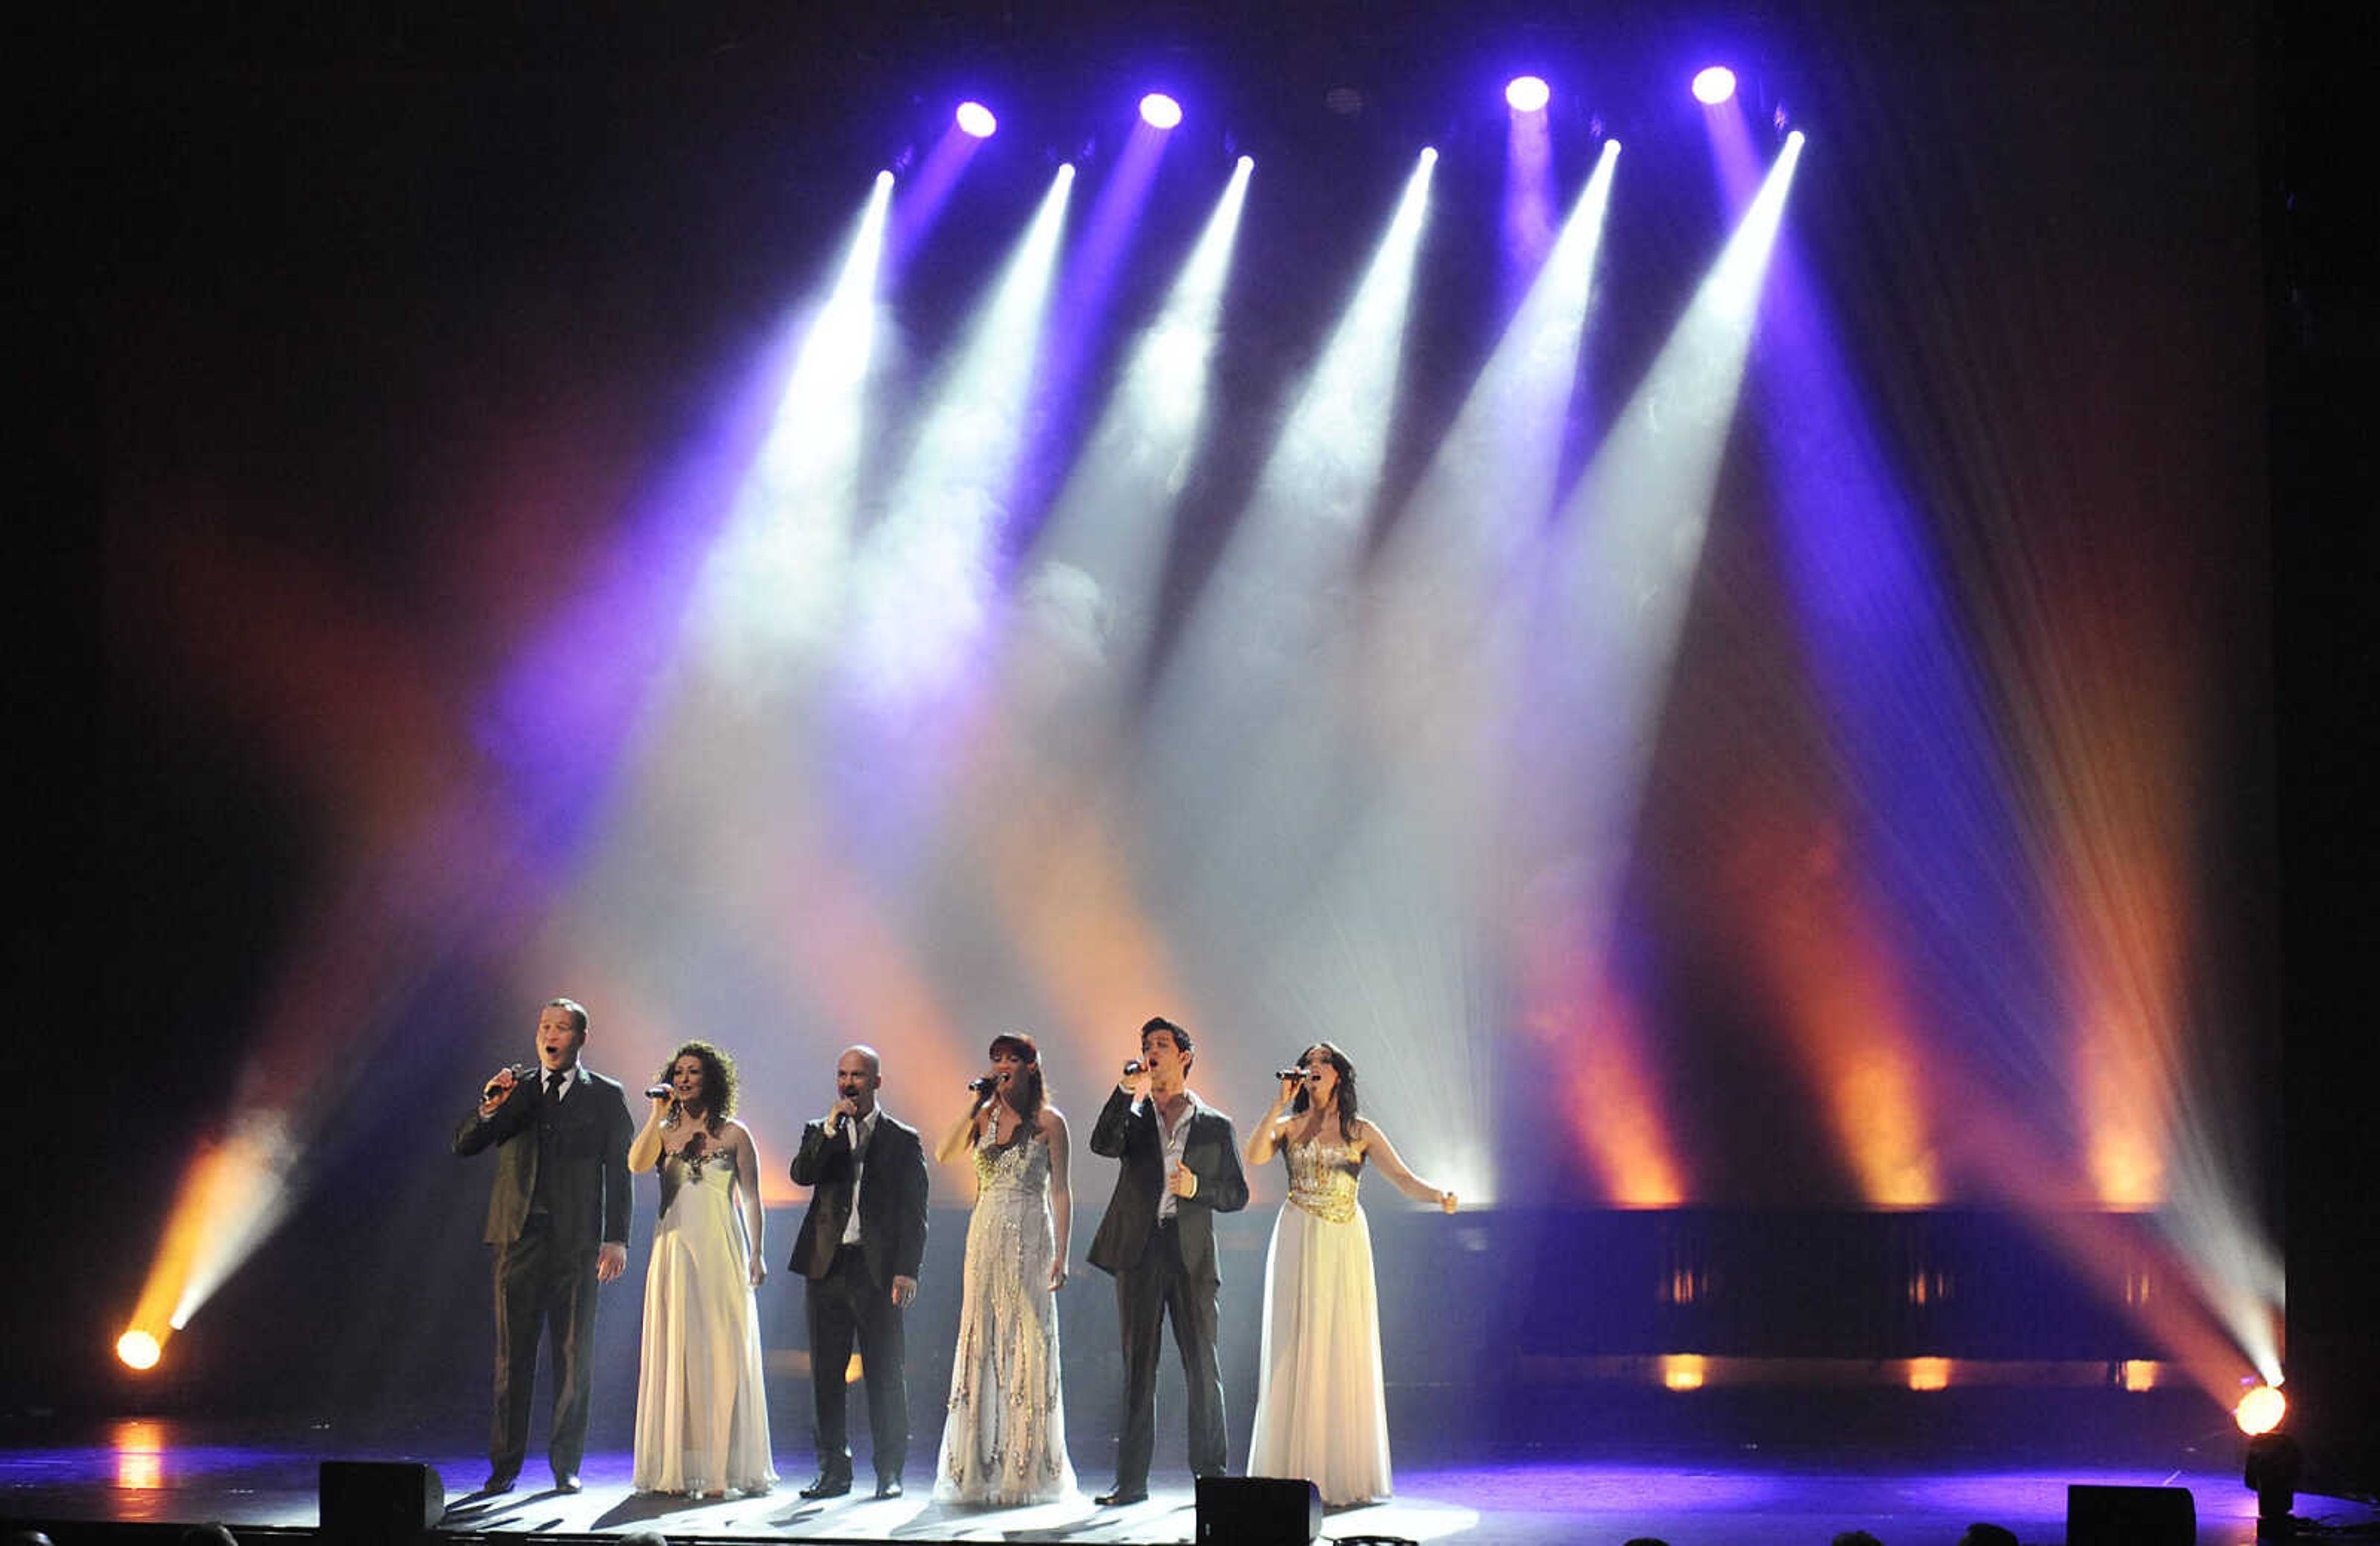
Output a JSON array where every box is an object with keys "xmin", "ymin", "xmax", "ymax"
[
  {"xmin": 788, "ymin": 1045, "xmax": 930, "ymax": 1500},
  {"xmin": 1085, "ymin": 1016, "xmax": 1250, "ymax": 1506},
  {"xmin": 452, "ymin": 996, "xmax": 635, "ymax": 1495}
]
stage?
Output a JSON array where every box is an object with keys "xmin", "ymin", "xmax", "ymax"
[
  {"xmin": 9, "ymin": 1406, "xmax": 2376, "ymax": 1545},
  {"xmin": 20, "ymin": 0, "xmax": 2380, "ymax": 1542}
]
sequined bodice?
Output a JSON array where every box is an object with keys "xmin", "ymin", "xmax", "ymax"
[
  {"xmin": 662, "ymin": 1147, "xmax": 735, "ymax": 1188},
  {"xmin": 654, "ymin": 1133, "xmax": 741, "ymax": 1232},
  {"xmin": 1285, "ymin": 1137, "xmax": 1362, "ymax": 1224},
  {"xmin": 972, "ymin": 1124, "xmax": 1052, "ymax": 1197}
]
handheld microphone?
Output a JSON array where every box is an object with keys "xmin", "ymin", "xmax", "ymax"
[
  {"xmin": 1122, "ymin": 1059, "xmax": 1145, "ymax": 1077},
  {"xmin": 483, "ymin": 1064, "xmax": 527, "ymax": 1099},
  {"xmin": 645, "ymin": 1084, "xmax": 674, "ymax": 1100},
  {"xmin": 967, "ymin": 1076, "xmax": 997, "ymax": 1096},
  {"xmin": 1274, "ymin": 1067, "xmax": 1312, "ymax": 1082}
]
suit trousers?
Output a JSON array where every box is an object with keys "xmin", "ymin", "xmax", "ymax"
[
  {"xmin": 1113, "ymin": 1217, "xmax": 1227, "ymax": 1491},
  {"xmin": 490, "ymin": 1218, "xmax": 601, "ymax": 1478},
  {"xmin": 805, "ymin": 1242, "xmax": 910, "ymax": 1483}
]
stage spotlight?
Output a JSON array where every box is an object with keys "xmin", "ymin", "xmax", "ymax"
[
  {"xmin": 2234, "ymin": 1382, "xmax": 2287, "ymax": 1436},
  {"xmin": 1140, "ymin": 92, "xmax": 1182, "ymax": 129},
  {"xmin": 1506, "ymin": 75, "xmax": 1551, "ymax": 113},
  {"xmin": 1693, "ymin": 66, "xmax": 1738, "ymax": 105},
  {"xmin": 116, "ymin": 1330, "xmax": 162, "ymax": 1371},
  {"xmin": 955, "ymin": 100, "xmax": 997, "ymax": 139}
]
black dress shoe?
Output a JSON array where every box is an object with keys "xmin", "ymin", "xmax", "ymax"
[
  {"xmin": 1094, "ymin": 1486, "xmax": 1148, "ymax": 1506},
  {"xmin": 798, "ymin": 1473, "xmax": 852, "ymax": 1500},
  {"xmin": 551, "ymin": 1472, "xmax": 582, "ymax": 1494},
  {"xmin": 481, "ymin": 1471, "xmax": 518, "ymax": 1495},
  {"xmin": 873, "ymin": 1478, "xmax": 904, "ymax": 1500}
]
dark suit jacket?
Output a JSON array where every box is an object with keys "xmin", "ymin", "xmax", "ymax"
[
  {"xmin": 788, "ymin": 1110, "xmax": 929, "ymax": 1286},
  {"xmin": 1086, "ymin": 1086, "xmax": 1249, "ymax": 1283},
  {"xmin": 453, "ymin": 1064, "xmax": 635, "ymax": 1250}
]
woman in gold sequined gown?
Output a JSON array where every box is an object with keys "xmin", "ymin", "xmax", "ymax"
[
  {"xmin": 1243, "ymin": 1041, "xmax": 1457, "ymax": 1508},
  {"xmin": 930, "ymin": 1033, "xmax": 1078, "ymax": 1505}
]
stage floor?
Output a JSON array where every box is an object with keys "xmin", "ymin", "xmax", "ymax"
[{"xmin": 8, "ymin": 1418, "xmax": 2378, "ymax": 1546}]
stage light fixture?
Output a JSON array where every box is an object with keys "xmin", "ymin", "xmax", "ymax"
[
  {"xmin": 2234, "ymin": 1382, "xmax": 2286, "ymax": 1436},
  {"xmin": 116, "ymin": 1330, "xmax": 162, "ymax": 1371},
  {"xmin": 955, "ymin": 100, "xmax": 997, "ymax": 139},
  {"xmin": 1506, "ymin": 75, "xmax": 1551, "ymax": 113},
  {"xmin": 2245, "ymin": 1429, "xmax": 2303, "ymax": 1536},
  {"xmin": 1693, "ymin": 66, "xmax": 1738, "ymax": 105},
  {"xmin": 1140, "ymin": 92, "xmax": 1182, "ymax": 129}
]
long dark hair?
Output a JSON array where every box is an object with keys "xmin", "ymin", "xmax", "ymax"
[
  {"xmin": 987, "ymin": 1031, "xmax": 1047, "ymax": 1128},
  {"xmin": 1288, "ymin": 1041, "xmax": 1359, "ymax": 1131},
  {"xmin": 657, "ymin": 1040, "xmax": 737, "ymax": 1133}
]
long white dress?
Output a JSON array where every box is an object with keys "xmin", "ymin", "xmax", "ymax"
[
  {"xmin": 1246, "ymin": 1136, "xmax": 1393, "ymax": 1507},
  {"xmin": 933, "ymin": 1124, "xmax": 1077, "ymax": 1505},
  {"xmin": 632, "ymin": 1139, "xmax": 777, "ymax": 1496}
]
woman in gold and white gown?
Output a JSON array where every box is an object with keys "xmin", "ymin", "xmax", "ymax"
[{"xmin": 1243, "ymin": 1041, "xmax": 1457, "ymax": 1509}]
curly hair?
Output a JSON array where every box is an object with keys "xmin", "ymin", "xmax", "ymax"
[
  {"xmin": 656, "ymin": 1040, "xmax": 738, "ymax": 1131},
  {"xmin": 987, "ymin": 1031, "xmax": 1047, "ymax": 1128},
  {"xmin": 1288, "ymin": 1040, "xmax": 1359, "ymax": 1131}
]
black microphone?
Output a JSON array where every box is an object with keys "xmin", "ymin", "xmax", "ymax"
[
  {"xmin": 1122, "ymin": 1059, "xmax": 1145, "ymax": 1077},
  {"xmin": 645, "ymin": 1084, "xmax": 674, "ymax": 1100},
  {"xmin": 967, "ymin": 1076, "xmax": 997, "ymax": 1096},
  {"xmin": 1274, "ymin": 1067, "xmax": 1313, "ymax": 1082},
  {"xmin": 483, "ymin": 1064, "xmax": 527, "ymax": 1099}
]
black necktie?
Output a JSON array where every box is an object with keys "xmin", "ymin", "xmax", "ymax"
[{"xmin": 547, "ymin": 1070, "xmax": 565, "ymax": 1099}]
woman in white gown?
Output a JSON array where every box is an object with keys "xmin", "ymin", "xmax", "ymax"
[
  {"xmin": 1243, "ymin": 1041, "xmax": 1457, "ymax": 1508},
  {"xmin": 931, "ymin": 1032, "xmax": 1077, "ymax": 1505},
  {"xmin": 628, "ymin": 1041, "xmax": 777, "ymax": 1498}
]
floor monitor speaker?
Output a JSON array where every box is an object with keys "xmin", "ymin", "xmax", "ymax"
[
  {"xmin": 320, "ymin": 1460, "xmax": 445, "ymax": 1545},
  {"xmin": 2066, "ymin": 1481, "xmax": 2195, "ymax": 1546},
  {"xmin": 1195, "ymin": 1475, "xmax": 1321, "ymax": 1545}
]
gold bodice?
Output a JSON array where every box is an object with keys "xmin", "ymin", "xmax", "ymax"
[{"xmin": 1284, "ymin": 1136, "xmax": 1362, "ymax": 1224}]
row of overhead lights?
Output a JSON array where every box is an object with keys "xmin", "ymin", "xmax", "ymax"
[{"xmin": 948, "ymin": 69, "xmax": 1740, "ymax": 141}]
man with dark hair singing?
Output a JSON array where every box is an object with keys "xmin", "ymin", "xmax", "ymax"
[{"xmin": 1085, "ymin": 1016, "xmax": 1250, "ymax": 1506}]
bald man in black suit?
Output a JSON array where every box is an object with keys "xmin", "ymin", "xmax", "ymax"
[{"xmin": 788, "ymin": 1044, "xmax": 930, "ymax": 1500}]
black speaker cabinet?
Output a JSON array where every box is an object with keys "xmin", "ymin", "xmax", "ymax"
[
  {"xmin": 1196, "ymin": 1475, "xmax": 1321, "ymax": 1545},
  {"xmin": 320, "ymin": 1460, "xmax": 446, "ymax": 1544},
  {"xmin": 2067, "ymin": 1481, "xmax": 2195, "ymax": 1546}
]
